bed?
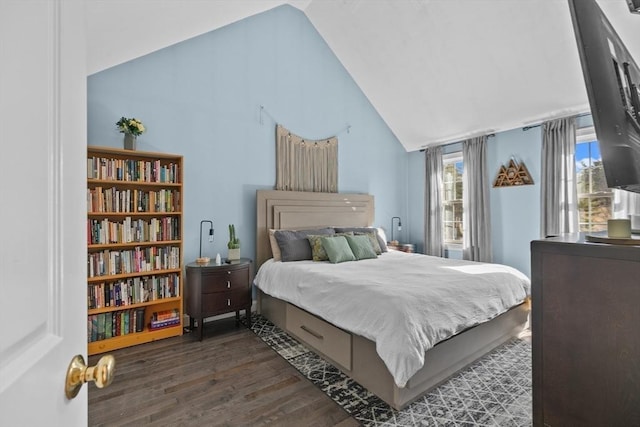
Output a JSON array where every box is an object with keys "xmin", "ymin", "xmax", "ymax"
[{"xmin": 254, "ymin": 189, "xmax": 530, "ymax": 410}]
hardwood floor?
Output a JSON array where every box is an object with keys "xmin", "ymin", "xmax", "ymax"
[{"xmin": 88, "ymin": 317, "xmax": 359, "ymax": 427}]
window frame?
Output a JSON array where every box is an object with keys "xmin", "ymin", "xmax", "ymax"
[
  {"xmin": 442, "ymin": 152, "xmax": 464, "ymax": 248},
  {"xmin": 576, "ymin": 126, "xmax": 613, "ymax": 232}
]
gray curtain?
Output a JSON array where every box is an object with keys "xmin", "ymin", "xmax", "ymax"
[
  {"xmin": 424, "ymin": 146, "xmax": 444, "ymax": 256},
  {"xmin": 275, "ymin": 124, "xmax": 338, "ymax": 193},
  {"xmin": 462, "ymin": 136, "xmax": 492, "ymax": 262},
  {"xmin": 541, "ymin": 117, "xmax": 578, "ymax": 237}
]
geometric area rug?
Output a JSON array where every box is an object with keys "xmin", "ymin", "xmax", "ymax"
[{"xmin": 249, "ymin": 314, "xmax": 532, "ymax": 426}]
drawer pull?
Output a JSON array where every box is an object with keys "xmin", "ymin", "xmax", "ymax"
[
  {"xmin": 300, "ymin": 325, "xmax": 323, "ymax": 340},
  {"xmin": 227, "ymin": 280, "xmax": 231, "ymax": 288},
  {"xmin": 227, "ymin": 271, "xmax": 231, "ymax": 275},
  {"xmin": 227, "ymin": 299, "xmax": 231, "ymax": 306}
]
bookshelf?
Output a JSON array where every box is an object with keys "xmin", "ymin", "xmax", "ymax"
[{"xmin": 86, "ymin": 146, "xmax": 183, "ymax": 355}]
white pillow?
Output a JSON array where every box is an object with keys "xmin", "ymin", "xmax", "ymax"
[{"xmin": 268, "ymin": 229, "xmax": 282, "ymax": 261}]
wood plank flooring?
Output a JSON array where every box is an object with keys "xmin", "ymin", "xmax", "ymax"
[{"xmin": 88, "ymin": 317, "xmax": 359, "ymax": 427}]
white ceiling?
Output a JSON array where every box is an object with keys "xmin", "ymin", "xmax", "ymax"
[{"xmin": 86, "ymin": 0, "xmax": 640, "ymax": 152}]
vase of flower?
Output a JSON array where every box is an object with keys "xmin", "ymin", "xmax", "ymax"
[
  {"xmin": 123, "ymin": 133, "xmax": 137, "ymax": 150},
  {"xmin": 116, "ymin": 116, "xmax": 146, "ymax": 150}
]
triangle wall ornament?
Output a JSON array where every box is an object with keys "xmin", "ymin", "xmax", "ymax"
[{"xmin": 493, "ymin": 158, "xmax": 534, "ymax": 187}]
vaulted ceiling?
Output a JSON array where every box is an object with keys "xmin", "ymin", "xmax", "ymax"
[{"xmin": 86, "ymin": 0, "xmax": 640, "ymax": 151}]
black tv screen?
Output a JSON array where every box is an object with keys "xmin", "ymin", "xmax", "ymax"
[{"xmin": 569, "ymin": 0, "xmax": 640, "ymax": 193}]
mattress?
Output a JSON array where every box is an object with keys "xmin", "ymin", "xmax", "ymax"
[{"xmin": 254, "ymin": 250, "xmax": 531, "ymax": 387}]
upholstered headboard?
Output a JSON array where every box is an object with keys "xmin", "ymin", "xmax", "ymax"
[{"xmin": 255, "ymin": 190, "xmax": 375, "ymax": 268}]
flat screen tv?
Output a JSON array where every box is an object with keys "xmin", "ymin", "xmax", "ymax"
[{"xmin": 569, "ymin": 0, "xmax": 640, "ymax": 192}]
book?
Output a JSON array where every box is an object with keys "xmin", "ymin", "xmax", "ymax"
[
  {"xmin": 105, "ymin": 313, "xmax": 113, "ymax": 339},
  {"xmin": 149, "ymin": 317, "xmax": 180, "ymax": 330},
  {"xmin": 115, "ymin": 311, "xmax": 121, "ymax": 336},
  {"xmin": 123, "ymin": 310, "xmax": 129, "ymax": 335},
  {"xmin": 96, "ymin": 313, "xmax": 106, "ymax": 341}
]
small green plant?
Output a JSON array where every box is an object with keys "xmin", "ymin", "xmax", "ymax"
[{"xmin": 227, "ymin": 224, "xmax": 240, "ymax": 249}]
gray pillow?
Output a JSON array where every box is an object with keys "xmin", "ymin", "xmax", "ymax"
[
  {"xmin": 334, "ymin": 227, "xmax": 387, "ymax": 252},
  {"xmin": 274, "ymin": 227, "xmax": 335, "ymax": 262}
]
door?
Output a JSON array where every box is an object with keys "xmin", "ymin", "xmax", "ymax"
[{"xmin": 0, "ymin": 1, "xmax": 89, "ymax": 425}]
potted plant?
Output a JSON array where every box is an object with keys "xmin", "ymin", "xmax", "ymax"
[
  {"xmin": 227, "ymin": 224, "xmax": 240, "ymax": 261},
  {"xmin": 116, "ymin": 116, "xmax": 146, "ymax": 150}
]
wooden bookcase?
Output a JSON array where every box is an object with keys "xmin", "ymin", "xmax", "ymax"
[{"xmin": 86, "ymin": 146, "xmax": 183, "ymax": 355}]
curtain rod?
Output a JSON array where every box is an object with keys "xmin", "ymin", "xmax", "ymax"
[
  {"xmin": 523, "ymin": 111, "xmax": 591, "ymax": 131},
  {"xmin": 419, "ymin": 133, "xmax": 495, "ymax": 152}
]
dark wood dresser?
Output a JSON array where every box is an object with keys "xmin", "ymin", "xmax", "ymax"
[
  {"xmin": 185, "ymin": 258, "xmax": 252, "ymax": 341},
  {"xmin": 531, "ymin": 234, "xmax": 640, "ymax": 426}
]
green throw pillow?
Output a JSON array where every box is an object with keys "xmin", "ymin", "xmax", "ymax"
[
  {"xmin": 321, "ymin": 236, "xmax": 356, "ymax": 263},
  {"xmin": 307, "ymin": 234, "xmax": 331, "ymax": 261},
  {"xmin": 308, "ymin": 232, "xmax": 353, "ymax": 261},
  {"xmin": 355, "ymin": 231, "xmax": 382, "ymax": 255},
  {"xmin": 346, "ymin": 234, "xmax": 378, "ymax": 260}
]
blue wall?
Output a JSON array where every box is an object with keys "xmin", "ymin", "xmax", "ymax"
[
  {"xmin": 87, "ymin": 5, "xmax": 408, "ymax": 264},
  {"xmin": 487, "ymin": 128, "xmax": 542, "ymax": 277}
]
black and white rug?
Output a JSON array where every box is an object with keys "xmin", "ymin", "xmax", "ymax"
[{"xmin": 249, "ymin": 314, "xmax": 532, "ymax": 426}]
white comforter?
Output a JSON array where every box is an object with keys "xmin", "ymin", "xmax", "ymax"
[{"xmin": 253, "ymin": 251, "xmax": 531, "ymax": 388}]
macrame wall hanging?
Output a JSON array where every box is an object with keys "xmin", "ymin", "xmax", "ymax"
[
  {"xmin": 493, "ymin": 158, "xmax": 534, "ymax": 187},
  {"xmin": 275, "ymin": 124, "xmax": 338, "ymax": 193}
]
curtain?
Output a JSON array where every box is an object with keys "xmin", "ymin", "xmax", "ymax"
[
  {"xmin": 541, "ymin": 117, "xmax": 578, "ymax": 237},
  {"xmin": 275, "ymin": 124, "xmax": 338, "ymax": 193},
  {"xmin": 462, "ymin": 136, "xmax": 492, "ymax": 262},
  {"xmin": 612, "ymin": 189, "xmax": 640, "ymax": 219},
  {"xmin": 424, "ymin": 146, "xmax": 444, "ymax": 257}
]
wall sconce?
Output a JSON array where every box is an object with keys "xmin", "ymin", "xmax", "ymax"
[
  {"xmin": 197, "ymin": 220, "xmax": 214, "ymax": 263},
  {"xmin": 391, "ymin": 216, "xmax": 402, "ymax": 243}
]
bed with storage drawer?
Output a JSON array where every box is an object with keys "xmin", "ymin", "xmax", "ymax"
[{"xmin": 254, "ymin": 189, "xmax": 530, "ymax": 410}]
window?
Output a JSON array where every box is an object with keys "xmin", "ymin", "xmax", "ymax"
[
  {"xmin": 576, "ymin": 127, "xmax": 613, "ymax": 232},
  {"xmin": 443, "ymin": 152, "xmax": 463, "ymax": 245}
]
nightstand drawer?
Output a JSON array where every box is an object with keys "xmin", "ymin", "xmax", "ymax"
[
  {"xmin": 202, "ymin": 289, "xmax": 250, "ymax": 313},
  {"xmin": 201, "ymin": 269, "xmax": 248, "ymax": 293}
]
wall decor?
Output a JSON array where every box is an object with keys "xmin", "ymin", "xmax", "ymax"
[
  {"xmin": 275, "ymin": 124, "xmax": 338, "ymax": 193},
  {"xmin": 493, "ymin": 158, "xmax": 534, "ymax": 187}
]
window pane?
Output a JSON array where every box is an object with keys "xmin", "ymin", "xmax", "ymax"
[
  {"xmin": 452, "ymin": 221, "xmax": 463, "ymax": 242},
  {"xmin": 576, "ymin": 137, "xmax": 613, "ymax": 232},
  {"xmin": 590, "ymin": 161, "xmax": 608, "ymax": 193},
  {"xmin": 577, "ymin": 167, "xmax": 590, "ymax": 195},
  {"xmin": 452, "ymin": 201, "xmax": 463, "ymax": 222},
  {"xmin": 444, "ymin": 203, "xmax": 453, "ymax": 221},
  {"xmin": 589, "ymin": 196, "xmax": 611, "ymax": 229}
]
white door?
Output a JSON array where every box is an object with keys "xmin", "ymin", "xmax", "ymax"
[{"xmin": 0, "ymin": 1, "xmax": 90, "ymax": 425}]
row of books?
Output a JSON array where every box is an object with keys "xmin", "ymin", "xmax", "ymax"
[
  {"xmin": 87, "ymin": 156, "xmax": 180, "ymax": 184},
  {"xmin": 88, "ymin": 273, "xmax": 180, "ymax": 309},
  {"xmin": 87, "ymin": 187, "xmax": 180, "ymax": 214},
  {"xmin": 149, "ymin": 309, "xmax": 181, "ymax": 330},
  {"xmin": 87, "ymin": 246, "xmax": 180, "ymax": 278},
  {"xmin": 87, "ymin": 216, "xmax": 180, "ymax": 245},
  {"xmin": 88, "ymin": 308, "xmax": 146, "ymax": 342}
]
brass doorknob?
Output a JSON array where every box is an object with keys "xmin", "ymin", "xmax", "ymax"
[{"xmin": 65, "ymin": 354, "xmax": 115, "ymax": 399}]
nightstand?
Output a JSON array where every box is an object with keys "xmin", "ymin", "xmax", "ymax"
[{"xmin": 185, "ymin": 258, "xmax": 252, "ymax": 341}]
